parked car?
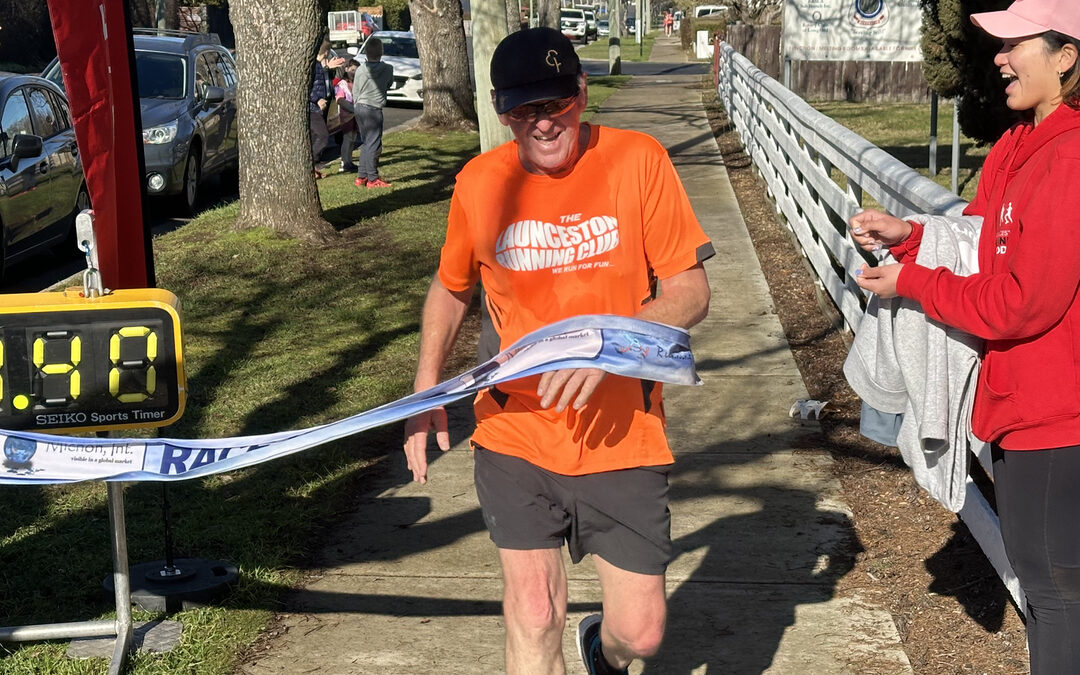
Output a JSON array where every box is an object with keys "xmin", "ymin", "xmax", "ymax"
[
  {"xmin": 582, "ymin": 10, "xmax": 598, "ymax": 40},
  {"xmin": 43, "ymin": 29, "xmax": 238, "ymax": 215},
  {"xmin": 597, "ymin": 19, "xmax": 610, "ymax": 37},
  {"xmin": 360, "ymin": 31, "xmax": 422, "ymax": 105},
  {"xmin": 693, "ymin": 4, "xmax": 728, "ymax": 17},
  {"xmin": 560, "ymin": 8, "xmax": 587, "ymax": 44},
  {"xmin": 0, "ymin": 72, "xmax": 88, "ymax": 279}
]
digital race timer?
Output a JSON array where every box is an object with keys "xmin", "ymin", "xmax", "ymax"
[{"xmin": 0, "ymin": 288, "xmax": 186, "ymax": 433}]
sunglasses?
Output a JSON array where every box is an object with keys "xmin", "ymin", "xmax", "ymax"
[{"xmin": 505, "ymin": 89, "xmax": 580, "ymax": 122}]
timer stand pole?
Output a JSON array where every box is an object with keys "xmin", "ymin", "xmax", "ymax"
[
  {"xmin": 0, "ymin": 445, "xmax": 136, "ymax": 675},
  {"xmin": 92, "ymin": 262, "xmax": 134, "ymax": 670},
  {"xmin": 105, "ymin": 480, "xmax": 134, "ymax": 675},
  {"xmin": 161, "ymin": 484, "xmax": 177, "ymax": 573}
]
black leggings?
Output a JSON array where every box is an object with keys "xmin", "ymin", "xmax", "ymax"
[
  {"xmin": 309, "ymin": 109, "xmax": 330, "ymax": 170},
  {"xmin": 993, "ymin": 444, "xmax": 1080, "ymax": 674}
]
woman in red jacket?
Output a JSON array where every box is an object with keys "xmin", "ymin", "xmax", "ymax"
[{"xmin": 850, "ymin": 0, "xmax": 1080, "ymax": 671}]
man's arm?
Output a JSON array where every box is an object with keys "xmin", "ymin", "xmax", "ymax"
[
  {"xmin": 634, "ymin": 263, "xmax": 710, "ymax": 328},
  {"xmin": 336, "ymin": 93, "xmax": 355, "ymax": 115},
  {"xmin": 536, "ymin": 263, "xmax": 711, "ymax": 412},
  {"xmin": 403, "ymin": 277, "xmax": 474, "ymax": 484},
  {"xmin": 380, "ymin": 63, "xmax": 395, "ymax": 95}
]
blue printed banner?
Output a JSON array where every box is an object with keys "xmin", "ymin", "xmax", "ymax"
[{"xmin": 0, "ymin": 316, "xmax": 700, "ymax": 485}]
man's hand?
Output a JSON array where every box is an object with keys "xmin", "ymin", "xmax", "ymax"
[
  {"xmin": 855, "ymin": 262, "xmax": 903, "ymax": 298},
  {"xmin": 849, "ymin": 209, "xmax": 912, "ymax": 252},
  {"xmin": 537, "ymin": 368, "xmax": 607, "ymax": 412},
  {"xmin": 326, "ymin": 56, "xmax": 347, "ymax": 69},
  {"xmin": 402, "ymin": 407, "xmax": 450, "ymax": 484}
]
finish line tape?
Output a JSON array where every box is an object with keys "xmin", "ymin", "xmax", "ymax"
[{"xmin": 0, "ymin": 315, "xmax": 700, "ymax": 485}]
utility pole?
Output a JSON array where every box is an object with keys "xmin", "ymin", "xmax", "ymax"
[
  {"xmin": 608, "ymin": 0, "xmax": 621, "ymax": 74},
  {"xmin": 635, "ymin": 0, "xmax": 642, "ymax": 44}
]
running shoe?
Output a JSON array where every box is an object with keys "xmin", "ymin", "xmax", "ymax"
[{"xmin": 577, "ymin": 614, "xmax": 628, "ymax": 675}]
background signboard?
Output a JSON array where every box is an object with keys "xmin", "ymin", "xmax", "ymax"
[{"xmin": 783, "ymin": 0, "xmax": 923, "ymax": 62}]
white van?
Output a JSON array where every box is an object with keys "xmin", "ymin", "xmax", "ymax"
[{"xmin": 693, "ymin": 4, "xmax": 728, "ymax": 17}]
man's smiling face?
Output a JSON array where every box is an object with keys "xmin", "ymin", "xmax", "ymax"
[{"xmin": 499, "ymin": 75, "xmax": 589, "ymax": 176}]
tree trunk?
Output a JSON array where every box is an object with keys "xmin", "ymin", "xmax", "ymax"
[
  {"xmin": 473, "ymin": 0, "xmax": 513, "ymax": 152},
  {"xmin": 127, "ymin": 0, "xmax": 152, "ymax": 27},
  {"xmin": 537, "ymin": 0, "xmax": 559, "ymax": 30},
  {"xmin": 230, "ymin": 0, "xmax": 336, "ymax": 241},
  {"xmin": 409, "ymin": 0, "xmax": 477, "ymax": 129},
  {"xmin": 164, "ymin": 0, "xmax": 179, "ymax": 29},
  {"xmin": 505, "ymin": 0, "xmax": 522, "ymax": 33}
]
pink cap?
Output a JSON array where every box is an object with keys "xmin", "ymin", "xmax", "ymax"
[{"xmin": 971, "ymin": 0, "xmax": 1080, "ymax": 42}]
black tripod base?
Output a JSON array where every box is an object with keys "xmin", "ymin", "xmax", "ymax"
[{"xmin": 104, "ymin": 558, "xmax": 238, "ymax": 613}]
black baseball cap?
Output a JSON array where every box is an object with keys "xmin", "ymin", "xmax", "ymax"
[{"xmin": 490, "ymin": 27, "xmax": 582, "ymax": 115}]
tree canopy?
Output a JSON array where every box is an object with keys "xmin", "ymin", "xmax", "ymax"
[{"xmin": 920, "ymin": 0, "xmax": 1015, "ymax": 144}]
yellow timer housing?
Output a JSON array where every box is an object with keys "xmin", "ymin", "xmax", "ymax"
[{"xmin": 0, "ymin": 288, "xmax": 186, "ymax": 433}]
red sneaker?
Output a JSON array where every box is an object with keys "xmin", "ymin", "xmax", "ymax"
[
  {"xmin": 354, "ymin": 177, "xmax": 367, "ymax": 188},
  {"xmin": 366, "ymin": 178, "xmax": 392, "ymax": 189}
]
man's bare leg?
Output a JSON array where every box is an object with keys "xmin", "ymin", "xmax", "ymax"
[
  {"xmin": 592, "ymin": 554, "xmax": 667, "ymax": 669},
  {"xmin": 499, "ymin": 547, "xmax": 569, "ymax": 675}
]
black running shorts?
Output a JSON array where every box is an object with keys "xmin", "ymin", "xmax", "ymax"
[{"xmin": 472, "ymin": 445, "xmax": 673, "ymax": 575}]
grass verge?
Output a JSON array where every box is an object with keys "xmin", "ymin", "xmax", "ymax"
[
  {"xmin": 810, "ymin": 100, "xmax": 989, "ymax": 203},
  {"xmin": 0, "ymin": 78, "xmax": 628, "ymax": 673},
  {"xmin": 576, "ymin": 32, "xmax": 657, "ymax": 62}
]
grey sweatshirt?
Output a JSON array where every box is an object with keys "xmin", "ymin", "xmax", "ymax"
[
  {"xmin": 843, "ymin": 213, "xmax": 984, "ymax": 512},
  {"xmin": 352, "ymin": 60, "xmax": 394, "ymax": 108}
]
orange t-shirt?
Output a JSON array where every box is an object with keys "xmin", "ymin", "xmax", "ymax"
[{"xmin": 438, "ymin": 125, "xmax": 714, "ymax": 475}]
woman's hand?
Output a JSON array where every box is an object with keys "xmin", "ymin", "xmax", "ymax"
[
  {"xmin": 855, "ymin": 262, "xmax": 903, "ymax": 298},
  {"xmin": 849, "ymin": 209, "xmax": 912, "ymax": 252}
]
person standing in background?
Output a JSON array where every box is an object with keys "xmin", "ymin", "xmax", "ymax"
[
  {"xmin": 352, "ymin": 37, "xmax": 394, "ymax": 189},
  {"xmin": 310, "ymin": 37, "xmax": 346, "ymax": 179},
  {"xmin": 311, "ymin": 36, "xmax": 343, "ymax": 179}
]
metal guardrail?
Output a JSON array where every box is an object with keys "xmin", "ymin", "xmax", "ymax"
[{"xmin": 715, "ymin": 40, "xmax": 1026, "ymax": 613}]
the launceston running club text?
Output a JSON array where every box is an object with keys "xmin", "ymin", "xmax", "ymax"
[{"xmin": 495, "ymin": 213, "xmax": 620, "ymax": 272}]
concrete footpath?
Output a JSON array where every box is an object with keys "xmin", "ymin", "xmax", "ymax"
[{"xmin": 238, "ymin": 36, "xmax": 913, "ymax": 674}]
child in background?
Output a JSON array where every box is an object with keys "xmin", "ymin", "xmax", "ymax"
[
  {"xmin": 352, "ymin": 38, "xmax": 394, "ymax": 189},
  {"xmin": 335, "ymin": 61, "xmax": 359, "ymax": 173}
]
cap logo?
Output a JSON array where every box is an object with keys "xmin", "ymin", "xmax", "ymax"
[{"xmin": 545, "ymin": 49, "xmax": 562, "ymax": 73}]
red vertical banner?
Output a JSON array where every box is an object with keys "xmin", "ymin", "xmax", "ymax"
[{"xmin": 45, "ymin": 0, "xmax": 153, "ymax": 290}]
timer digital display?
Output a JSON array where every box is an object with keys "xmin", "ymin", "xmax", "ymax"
[{"xmin": 0, "ymin": 288, "xmax": 186, "ymax": 433}]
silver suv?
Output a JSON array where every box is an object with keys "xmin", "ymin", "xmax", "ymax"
[{"xmin": 43, "ymin": 29, "xmax": 238, "ymax": 215}]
